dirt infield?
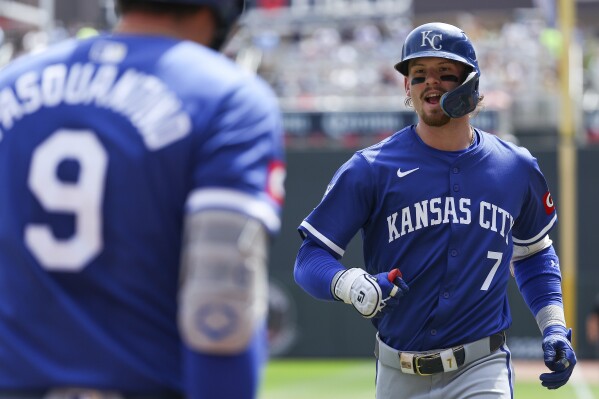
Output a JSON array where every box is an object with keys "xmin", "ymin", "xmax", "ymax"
[{"xmin": 514, "ymin": 360, "xmax": 599, "ymax": 382}]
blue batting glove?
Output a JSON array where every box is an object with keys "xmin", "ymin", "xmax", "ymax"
[
  {"xmin": 540, "ymin": 326, "xmax": 577, "ymax": 389},
  {"xmin": 375, "ymin": 268, "xmax": 409, "ymax": 315}
]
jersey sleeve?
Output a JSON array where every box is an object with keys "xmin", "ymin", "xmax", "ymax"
[
  {"xmin": 298, "ymin": 153, "xmax": 374, "ymax": 258},
  {"xmin": 511, "ymin": 155, "xmax": 557, "ymax": 246},
  {"xmin": 185, "ymin": 76, "xmax": 285, "ymax": 234}
]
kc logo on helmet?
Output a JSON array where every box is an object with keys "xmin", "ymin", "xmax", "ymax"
[{"xmin": 421, "ymin": 31, "xmax": 442, "ymax": 50}]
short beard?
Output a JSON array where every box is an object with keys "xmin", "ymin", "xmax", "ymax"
[{"xmin": 419, "ymin": 108, "xmax": 451, "ymax": 127}]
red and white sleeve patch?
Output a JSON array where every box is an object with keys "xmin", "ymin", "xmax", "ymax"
[
  {"xmin": 267, "ymin": 160, "xmax": 286, "ymax": 205},
  {"xmin": 543, "ymin": 192, "xmax": 555, "ymax": 215}
]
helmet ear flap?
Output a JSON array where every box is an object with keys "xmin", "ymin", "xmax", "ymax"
[
  {"xmin": 209, "ymin": 0, "xmax": 245, "ymax": 50},
  {"xmin": 440, "ymin": 71, "xmax": 479, "ymax": 118}
]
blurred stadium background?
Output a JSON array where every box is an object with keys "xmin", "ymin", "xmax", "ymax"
[{"xmin": 2, "ymin": 0, "xmax": 599, "ymax": 395}]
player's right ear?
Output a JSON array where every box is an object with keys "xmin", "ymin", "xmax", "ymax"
[{"xmin": 404, "ymin": 76, "xmax": 411, "ymax": 97}]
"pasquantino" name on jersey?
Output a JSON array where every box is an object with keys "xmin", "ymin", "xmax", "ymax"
[
  {"xmin": 0, "ymin": 63, "xmax": 191, "ymax": 150},
  {"xmin": 386, "ymin": 197, "xmax": 514, "ymax": 244}
]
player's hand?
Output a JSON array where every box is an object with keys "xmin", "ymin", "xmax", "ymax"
[
  {"xmin": 332, "ymin": 268, "xmax": 409, "ymax": 318},
  {"xmin": 376, "ymin": 268, "xmax": 409, "ymax": 315},
  {"xmin": 540, "ymin": 326, "xmax": 577, "ymax": 389}
]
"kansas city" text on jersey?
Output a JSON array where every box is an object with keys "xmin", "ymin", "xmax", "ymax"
[{"xmin": 386, "ymin": 197, "xmax": 514, "ymax": 244}]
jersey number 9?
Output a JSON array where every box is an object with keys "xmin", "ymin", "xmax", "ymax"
[{"xmin": 25, "ymin": 129, "xmax": 107, "ymax": 272}]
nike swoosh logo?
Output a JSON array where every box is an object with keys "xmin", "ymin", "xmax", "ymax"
[{"xmin": 397, "ymin": 167, "xmax": 419, "ymax": 178}]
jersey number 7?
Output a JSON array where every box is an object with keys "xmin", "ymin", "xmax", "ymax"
[{"xmin": 480, "ymin": 251, "xmax": 503, "ymax": 291}]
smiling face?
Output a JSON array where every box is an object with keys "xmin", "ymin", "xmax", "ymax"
[{"xmin": 404, "ymin": 57, "xmax": 467, "ymax": 127}]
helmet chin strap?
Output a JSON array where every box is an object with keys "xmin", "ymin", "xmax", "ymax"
[{"xmin": 440, "ymin": 71, "xmax": 480, "ymax": 118}]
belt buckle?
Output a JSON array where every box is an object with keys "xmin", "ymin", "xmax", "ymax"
[{"xmin": 414, "ymin": 355, "xmax": 433, "ymax": 376}]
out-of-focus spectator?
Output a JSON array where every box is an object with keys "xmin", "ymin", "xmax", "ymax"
[
  {"xmin": 76, "ymin": 26, "xmax": 99, "ymax": 39},
  {"xmin": 586, "ymin": 294, "xmax": 599, "ymax": 358},
  {"xmin": 0, "ymin": 27, "xmax": 13, "ymax": 68},
  {"xmin": 21, "ymin": 29, "xmax": 49, "ymax": 54}
]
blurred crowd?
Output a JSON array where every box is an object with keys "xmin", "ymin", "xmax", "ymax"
[
  {"xmin": 3, "ymin": 9, "xmax": 599, "ymax": 143},
  {"xmin": 226, "ymin": 11, "xmax": 570, "ymax": 111},
  {"xmin": 0, "ymin": 22, "xmax": 99, "ymax": 67},
  {"xmin": 0, "ymin": 11, "xmax": 596, "ymax": 105}
]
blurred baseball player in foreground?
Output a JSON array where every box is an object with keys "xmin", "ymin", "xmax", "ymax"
[
  {"xmin": 294, "ymin": 22, "xmax": 576, "ymax": 398},
  {"xmin": 0, "ymin": 0, "xmax": 285, "ymax": 398}
]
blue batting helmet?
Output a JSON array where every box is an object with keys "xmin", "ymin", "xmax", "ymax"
[
  {"xmin": 395, "ymin": 22, "xmax": 480, "ymax": 118},
  {"xmin": 394, "ymin": 22, "xmax": 479, "ymax": 76},
  {"xmin": 135, "ymin": 0, "xmax": 245, "ymax": 49}
]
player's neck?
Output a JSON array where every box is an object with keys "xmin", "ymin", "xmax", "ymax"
[
  {"xmin": 415, "ymin": 121, "xmax": 474, "ymax": 152},
  {"xmin": 113, "ymin": 11, "xmax": 215, "ymax": 46}
]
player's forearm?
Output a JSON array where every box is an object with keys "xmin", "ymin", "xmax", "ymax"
[
  {"xmin": 183, "ymin": 323, "xmax": 266, "ymax": 399},
  {"xmin": 178, "ymin": 209, "xmax": 269, "ymax": 398},
  {"xmin": 294, "ymin": 238, "xmax": 345, "ymax": 301},
  {"xmin": 513, "ymin": 245, "xmax": 565, "ymax": 331}
]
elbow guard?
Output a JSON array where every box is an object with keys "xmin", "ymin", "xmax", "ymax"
[{"xmin": 178, "ymin": 211, "xmax": 269, "ymax": 355}]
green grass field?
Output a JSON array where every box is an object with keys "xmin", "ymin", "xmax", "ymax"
[{"xmin": 259, "ymin": 359, "xmax": 599, "ymax": 399}]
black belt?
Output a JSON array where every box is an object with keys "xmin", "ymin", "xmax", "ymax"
[{"xmin": 375, "ymin": 331, "xmax": 506, "ymax": 376}]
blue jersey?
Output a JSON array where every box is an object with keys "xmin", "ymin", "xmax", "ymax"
[
  {"xmin": 0, "ymin": 35, "xmax": 284, "ymax": 392},
  {"xmin": 299, "ymin": 126, "xmax": 556, "ymax": 351}
]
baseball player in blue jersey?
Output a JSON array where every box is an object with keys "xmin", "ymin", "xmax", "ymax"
[
  {"xmin": 294, "ymin": 22, "xmax": 576, "ymax": 398},
  {"xmin": 0, "ymin": 1, "xmax": 285, "ymax": 398}
]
